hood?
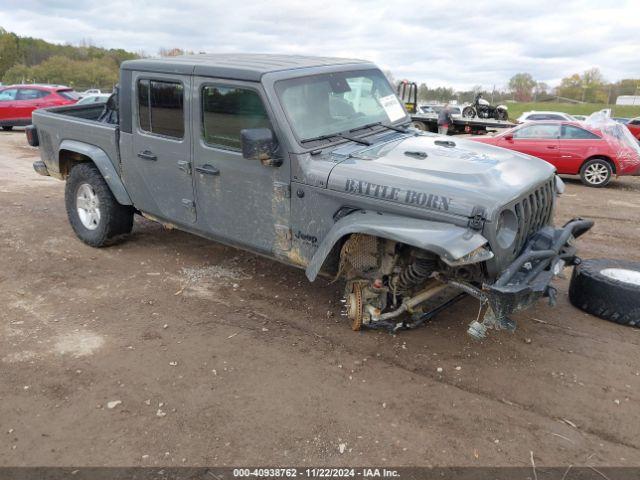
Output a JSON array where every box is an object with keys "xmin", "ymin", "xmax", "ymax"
[{"xmin": 327, "ymin": 134, "xmax": 555, "ymax": 218}]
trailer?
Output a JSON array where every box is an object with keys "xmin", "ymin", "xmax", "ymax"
[{"xmin": 397, "ymin": 81, "xmax": 515, "ymax": 135}]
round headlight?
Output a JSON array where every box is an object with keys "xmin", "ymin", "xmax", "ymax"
[{"xmin": 496, "ymin": 209, "xmax": 518, "ymax": 248}]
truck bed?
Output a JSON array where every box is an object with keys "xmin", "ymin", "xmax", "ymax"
[{"xmin": 31, "ymin": 103, "xmax": 121, "ymax": 179}]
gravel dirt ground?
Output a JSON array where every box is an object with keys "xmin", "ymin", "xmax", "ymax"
[{"xmin": 0, "ymin": 129, "xmax": 639, "ymax": 467}]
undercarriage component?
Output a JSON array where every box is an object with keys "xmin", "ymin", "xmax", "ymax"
[
  {"xmin": 345, "ymin": 280, "xmax": 387, "ymax": 331},
  {"xmin": 367, "ymin": 292, "xmax": 467, "ymax": 333},
  {"xmin": 346, "ymin": 281, "xmax": 365, "ymax": 331},
  {"xmin": 393, "ymin": 253, "xmax": 437, "ymax": 293},
  {"xmin": 377, "ymin": 281, "xmax": 448, "ymax": 322}
]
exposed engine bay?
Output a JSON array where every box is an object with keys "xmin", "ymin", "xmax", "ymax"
[{"xmin": 338, "ymin": 234, "xmax": 485, "ymax": 333}]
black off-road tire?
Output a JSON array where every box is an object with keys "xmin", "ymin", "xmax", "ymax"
[
  {"xmin": 569, "ymin": 258, "xmax": 640, "ymax": 327},
  {"xmin": 2, "ymin": 126, "xmax": 13, "ymax": 131},
  {"xmin": 579, "ymin": 158, "xmax": 612, "ymax": 187},
  {"xmin": 65, "ymin": 163, "xmax": 134, "ymax": 247},
  {"xmin": 412, "ymin": 121, "xmax": 427, "ymax": 131}
]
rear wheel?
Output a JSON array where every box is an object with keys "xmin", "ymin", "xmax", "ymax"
[
  {"xmin": 580, "ymin": 158, "xmax": 612, "ymax": 187},
  {"xmin": 462, "ymin": 106, "xmax": 476, "ymax": 118},
  {"xmin": 65, "ymin": 163, "xmax": 134, "ymax": 247},
  {"xmin": 412, "ymin": 121, "xmax": 427, "ymax": 131},
  {"xmin": 1, "ymin": 126, "xmax": 13, "ymax": 131}
]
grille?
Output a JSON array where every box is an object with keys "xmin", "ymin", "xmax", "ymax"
[{"xmin": 512, "ymin": 178, "xmax": 555, "ymax": 255}]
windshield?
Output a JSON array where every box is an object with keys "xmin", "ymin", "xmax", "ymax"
[{"xmin": 275, "ymin": 69, "xmax": 408, "ymax": 141}]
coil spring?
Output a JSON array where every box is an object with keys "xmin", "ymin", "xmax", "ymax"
[{"xmin": 395, "ymin": 257, "xmax": 437, "ymax": 292}]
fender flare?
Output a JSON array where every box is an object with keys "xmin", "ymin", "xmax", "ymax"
[
  {"xmin": 305, "ymin": 210, "xmax": 489, "ymax": 281},
  {"xmin": 60, "ymin": 140, "xmax": 132, "ymax": 206}
]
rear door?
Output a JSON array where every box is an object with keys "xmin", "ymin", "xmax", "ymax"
[
  {"xmin": 126, "ymin": 73, "xmax": 196, "ymax": 225},
  {"xmin": 557, "ymin": 124, "xmax": 603, "ymax": 174},
  {"xmin": 507, "ymin": 123, "xmax": 561, "ymax": 165},
  {"xmin": 191, "ymin": 77, "xmax": 290, "ymax": 254}
]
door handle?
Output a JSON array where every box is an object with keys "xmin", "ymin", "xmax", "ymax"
[
  {"xmin": 546, "ymin": 146, "xmax": 557, "ymax": 149},
  {"xmin": 195, "ymin": 164, "xmax": 220, "ymax": 176},
  {"xmin": 137, "ymin": 150, "xmax": 157, "ymax": 161}
]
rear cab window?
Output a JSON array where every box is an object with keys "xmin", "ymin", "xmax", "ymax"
[
  {"xmin": 137, "ymin": 79, "xmax": 184, "ymax": 139},
  {"xmin": 201, "ymin": 85, "xmax": 271, "ymax": 150}
]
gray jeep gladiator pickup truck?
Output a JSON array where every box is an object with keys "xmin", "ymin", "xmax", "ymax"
[{"xmin": 28, "ymin": 54, "xmax": 593, "ymax": 338}]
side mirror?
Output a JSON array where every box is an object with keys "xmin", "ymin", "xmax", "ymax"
[
  {"xmin": 241, "ymin": 128, "xmax": 280, "ymax": 167},
  {"xmin": 503, "ymin": 133, "xmax": 513, "ymax": 141}
]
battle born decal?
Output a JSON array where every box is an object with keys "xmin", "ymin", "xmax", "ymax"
[{"xmin": 344, "ymin": 178, "xmax": 452, "ymax": 211}]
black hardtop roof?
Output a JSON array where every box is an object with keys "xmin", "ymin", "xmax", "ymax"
[{"xmin": 121, "ymin": 53, "xmax": 372, "ymax": 81}]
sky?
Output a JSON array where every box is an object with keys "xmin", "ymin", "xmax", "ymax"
[{"xmin": 1, "ymin": 0, "xmax": 638, "ymax": 90}]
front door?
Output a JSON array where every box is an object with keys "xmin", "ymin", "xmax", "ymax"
[
  {"xmin": 507, "ymin": 123, "xmax": 561, "ymax": 167},
  {"xmin": 126, "ymin": 73, "xmax": 196, "ymax": 224},
  {"xmin": 192, "ymin": 77, "xmax": 290, "ymax": 255}
]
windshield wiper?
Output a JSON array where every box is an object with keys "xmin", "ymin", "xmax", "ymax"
[
  {"xmin": 300, "ymin": 121, "xmax": 409, "ymax": 147},
  {"xmin": 301, "ymin": 131, "xmax": 372, "ymax": 146},
  {"xmin": 349, "ymin": 121, "xmax": 409, "ymax": 134}
]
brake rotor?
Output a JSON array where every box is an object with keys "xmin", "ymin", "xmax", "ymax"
[{"xmin": 346, "ymin": 282, "xmax": 364, "ymax": 331}]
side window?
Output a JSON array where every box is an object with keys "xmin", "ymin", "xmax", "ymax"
[
  {"xmin": 17, "ymin": 89, "xmax": 49, "ymax": 100},
  {"xmin": 0, "ymin": 89, "xmax": 18, "ymax": 101},
  {"xmin": 561, "ymin": 125, "xmax": 600, "ymax": 139},
  {"xmin": 202, "ymin": 85, "xmax": 271, "ymax": 150},
  {"xmin": 513, "ymin": 124, "xmax": 560, "ymax": 139},
  {"xmin": 137, "ymin": 79, "xmax": 184, "ymax": 139},
  {"xmin": 527, "ymin": 114, "xmax": 544, "ymax": 120}
]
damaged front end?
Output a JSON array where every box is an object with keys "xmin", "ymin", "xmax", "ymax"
[
  {"xmin": 466, "ymin": 218, "xmax": 594, "ymax": 339},
  {"xmin": 338, "ymin": 218, "xmax": 593, "ymax": 340}
]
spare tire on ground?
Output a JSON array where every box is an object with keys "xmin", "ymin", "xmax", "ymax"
[{"xmin": 569, "ymin": 258, "xmax": 640, "ymax": 327}]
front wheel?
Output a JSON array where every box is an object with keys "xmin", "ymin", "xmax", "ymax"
[
  {"xmin": 495, "ymin": 109, "xmax": 508, "ymax": 121},
  {"xmin": 1, "ymin": 126, "xmax": 13, "ymax": 131},
  {"xmin": 462, "ymin": 106, "xmax": 476, "ymax": 118},
  {"xmin": 580, "ymin": 158, "xmax": 612, "ymax": 187},
  {"xmin": 412, "ymin": 121, "xmax": 427, "ymax": 131},
  {"xmin": 65, "ymin": 163, "xmax": 134, "ymax": 247}
]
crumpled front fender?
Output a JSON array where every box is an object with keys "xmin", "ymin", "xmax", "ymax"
[{"xmin": 305, "ymin": 210, "xmax": 489, "ymax": 281}]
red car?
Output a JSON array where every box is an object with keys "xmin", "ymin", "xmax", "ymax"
[
  {"xmin": 0, "ymin": 84, "xmax": 79, "ymax": 131},
  {"xmin": 471, "ymin": 121, "xmax": 640, "ymax": 187},
  {"xmin": 627, "ymin": 117, "xmax": 640, "ymax": 140}
]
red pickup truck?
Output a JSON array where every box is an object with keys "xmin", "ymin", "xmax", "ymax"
[
  {"xmin": 0, "ymin": 84, "xmax": 79, "ymax": 130},
  {"xmin": 471, "ymin": 120, "xmax": 640, "ymax": 187}
]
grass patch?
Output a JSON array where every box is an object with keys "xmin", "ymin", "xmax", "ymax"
[{"xmin": 505, "ymin": 102, "xmax": 640, "ymax": 120}]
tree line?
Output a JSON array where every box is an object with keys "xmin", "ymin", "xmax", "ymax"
[
  {"xmin": 394, "ymin": 69, "xmax": 639, "ymax": 105},
  {"xmin": 0, "ymin": 28, "xmax": 137, "ymax": 90}
]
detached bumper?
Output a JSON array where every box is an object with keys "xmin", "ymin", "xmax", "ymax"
[{"xmin": 470, "ymin": 218, "xmax": 594, "ymax": 338}]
